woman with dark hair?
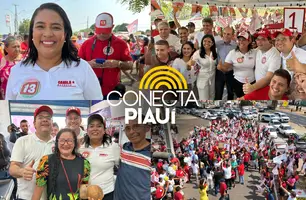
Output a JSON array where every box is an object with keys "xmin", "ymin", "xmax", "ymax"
[
  {"xmin": 79, "ymin": 114, "xmax": 120, "ymax": 200},
  {"xmin": 32, "ymin": 128, "xmax": 90, "ymax": 200},
  {"xmin": 218, "ymin": 31, "xmax": 257, "ymax": 98},
  {"xmin": 5, "ymin": 3, "xmax": 102, "ymax": 100},
  {"xmin": 0, "ymin": 36, "xmax": 21, "ymax": 99},
  {"xmin": 171, "ymin": 41, "xmax": 196, "ymax": 96},
  {"xmin": 190, "ymin": 34, "xmax": 217, "ymax": 100}
]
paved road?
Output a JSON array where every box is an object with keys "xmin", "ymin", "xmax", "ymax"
[
  {"xmin": 271, "ymin": 109, "xmax": 306, "ymax": 128},
  {"xmin": 175, "ymin": 114, "xmax": 265, "ymax": 200}
]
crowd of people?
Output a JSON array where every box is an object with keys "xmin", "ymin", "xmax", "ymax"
[
  {"xmin": 151, "ymin": 111, "xmax": 306, "ymax": 200},
  {"xmin": 147, "ymin": 9, "xmax": 306, "ymax": 100},
  {"xmin": 0, "ymin": 105, "xmax": 151, "ymax": 200},
  {"xmin": 0, "ymin": 2, "xmax": 149, "ymax": 100}
]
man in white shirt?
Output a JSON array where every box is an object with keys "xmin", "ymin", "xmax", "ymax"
[
  {"xmin": 274, "ymin": 28, "xmax": 306, "ymax": 75},
  {"xmin": 194, "ymin": 17, "xmax": 222, "ymax": 49},
  {"xmin": 77, "ymin": 33, "xmax": 85, "ymax": 45},
  {"xmin": 9, "ymin": 105, "xmax": 55, "ymax": 200},
  {"xmin": 186, "ymin": 22, "xmax": 196, "ymax": 42},
  {"xmin": 65, "ymin": 107, "xmax": 86, "ymax": 145},
  {"xmin": 153, "ymin": 21, "xmax": 181, "ymax": 54},
  {"xmin": 243, "ymin": 29, "xmax": 281, "ymax": 94}
]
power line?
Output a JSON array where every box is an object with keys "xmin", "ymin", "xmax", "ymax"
[{"xmin": 13, "ymin": 4, "xmax": 18, "ymax": 34}]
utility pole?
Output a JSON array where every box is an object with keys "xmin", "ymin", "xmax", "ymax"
[
  {"xmin": 87, "ymin": 16, "xmax": 89, "ymax": 29},
  {"xmin": 13, "ymin": 4, "xmax": 18, "ymax": 35}
]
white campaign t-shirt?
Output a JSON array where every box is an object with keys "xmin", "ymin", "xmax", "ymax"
[
  {"xmin": 5, "ymin": 59, "xmax": 102, "ymax": 100},
  {"xmin": 79, "ymin": 142, "xmax": 120, "ymax": 194},
  {"xmin": 154, "ymin": 34, "xmax": 181, "ymax": 54},
  {"xmin": 281, "ymin": 45, "xmax": 306, "ymax": 76},
  {"xmin": 194, "ymin": 32, "xmax": 222, "ymax": 48},
  {"xmin": 255, "ymin": 47, "xmax": 281, "ymax": 80},
  {"xmin": 172, "ymin": 58, "xmax": 196, "ymax": 84},
  {"xmin": 10, "ymin": 134, "xmax": 54, "ymax": 200},
  {"xmin": 225, "ymin": 49, "xmax": 257, "ymax": 83}
]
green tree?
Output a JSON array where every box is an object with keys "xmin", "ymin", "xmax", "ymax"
[
  {"xmin": 118, "ymin": 0, "xmax": 149, "ymax": 13},
  {"xmin": 90, "ymin": 23, "xmax": 95, "ymax": 31},
  {"xmin": 113, "ymin": 23, "xmax": 129, "ymax": 32},
  {"xmin": 18, "ymin": 19, "xmax": 30, "ymax": 35}
]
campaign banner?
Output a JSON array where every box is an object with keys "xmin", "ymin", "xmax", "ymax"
[{"xmin": 273, "ymin": 154, "xmax": 287, "ymax": 164}]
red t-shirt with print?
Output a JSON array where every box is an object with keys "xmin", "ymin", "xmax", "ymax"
[
  {"xmin": 244, "ymin": 86, "xmax": 288, "ymax": 100},
  {"xmin": 78, "ymin": 34, "xmax": 132, "ymax": 96}
]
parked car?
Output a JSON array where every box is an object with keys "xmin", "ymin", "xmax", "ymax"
[
  {"xmin": 270, "ymin": 138, "xmax": 288, "ymax": 153},
  {"xmin": 278, "ymin": 124, "xmax": 297, "ymax": 137},
  {"xmin": 242, "ymin": 113, "xmax": 253, "ymax": 120},
  {"xmin": 269, "ymin": 119, "xmax": 282, "ymax": 129},
  {"xmin": 261, "ymin": 114, "xmax": 275, "ymax": 122},
  {"xmin": 295, "ymin": 138, "xmax": 306, "ymax": 152},
  {"xmin": 267, "ymin": 125, "xmax": 278, "ymax": 139},
  {"xmin": 207, "ymin": 114, "xmax": 217, "ymax": 120},
  {"xmin": 274, "ymin": 112, "xmax": 290, "ymax": 123}
]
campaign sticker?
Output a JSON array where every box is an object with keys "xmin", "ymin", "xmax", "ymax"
[
  {"xmin": 237, "ymin": 57, "xmax": 244, "ymax": 63},
  {"xmin": 99, "ymin": 153, "xmax": 108, "ymax": 157},
  {"xmin": 82, "ymin": 151, "xmax": 90, "ymax": 158},
  {"xmin": 262, "ymin": 56, "xmax": 267, "ymax": 64},
  {"xmin": 20, "ymin": 79, "xmax": 40, "ymax": 98}
]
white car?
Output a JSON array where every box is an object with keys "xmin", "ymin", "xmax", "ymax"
[
  {"xmin": 269, "ymin": 119, "xmax": 282, "ymax": 129},
  {"xmin": 267, "ymin": 125, "xmax": 278, "ymax": 139},
  {"xmin": 242, "ymin": 113, "xmax": 253, "ymax": 120},
  {"xmin": 278, "ymin": 124, "xmax": 296, "ymax": 137},
  {"xmin": 207, "ymin": 114, "xmax": 217, "ymax": 120},
  {"xmin": 274, "ymin": 112, "xmax": 290, "ymax": 123},
  {"xmin": 251, "ymin": 111, "xmax": 259, "ymax": 120}
]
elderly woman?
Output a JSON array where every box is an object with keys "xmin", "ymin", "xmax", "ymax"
[
  {"xmin": 0, "ymin": 36, "xmax": 21, "ymax": 99},
  {"xmin": 79, "ymin": 114, "xmax": 120, "ymax": 200},
  {"xmin": 5, "ymin": 3, "xmax": 102, "ymax": 100},
  {"xmin": 32, "ymin": 128, "xmax": 90, "ymax": 200}
]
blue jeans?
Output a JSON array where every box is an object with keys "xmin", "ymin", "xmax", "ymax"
[
  {"xmin": 215, "ymin": 182, "xmax": 220, "ymax": 195},
  {"xmin": 239, "ymin": 175, "xmax": 244, "ymax": 184}
]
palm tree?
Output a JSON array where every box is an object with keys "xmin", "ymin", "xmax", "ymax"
[{"xmin": 118, "ymin": 0, "xmax": 149, "ymax": 13}]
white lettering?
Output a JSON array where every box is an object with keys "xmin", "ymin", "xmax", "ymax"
[
  {"xmin": 107, "ymin": 91, "xmax": 122, "ymax": 106},
  {"xmin": 185, "ymin": 92, "xmax": 199, "ymax": 107},
  {"xmin": 125, "ymin": 108, "xmax": 137, "ymax": 124},
  {"xmin": 143, "ymin": 108, "xmax": 157, "ymax": 124},
  {"xmin": 123, "ymin": 91, "xmax": 138, "ymax": 106}
]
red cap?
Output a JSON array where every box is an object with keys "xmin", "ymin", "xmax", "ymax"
[
  {"xmin": 95, "ymin": 13, "xmax": 113, "ymax": 34},
  {"xmin": 273, "ymin": 28, "xmax": 293, "ymax": 38},
  {"xmin": 34, "ymin": 106, "xmax": 53, "ymax": 118},
  {"xmin": 66, "ymin": 107, "xmax": 81, "ymax": 116},
  {"xmin": 254, "ymin": 29, "xmax": 271, "ymax": 39}
]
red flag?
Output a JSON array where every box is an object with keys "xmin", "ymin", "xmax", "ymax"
[{"xmin": 126, "ymin": 19, "xmax": 138, "ymax": 33}]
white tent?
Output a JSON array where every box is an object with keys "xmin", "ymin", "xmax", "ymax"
[{"xmin": 166, "ymin": 0, "xmax": 305, "ymax": 8}]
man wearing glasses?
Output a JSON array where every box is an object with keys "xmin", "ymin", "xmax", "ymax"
[
  {"xmin": 9, "ymin": 105, "xmax": 54, "ymax": 200},
  {"xmin": 114, "ymin": 117, "xmax": 151, "ymax": 200},
  {"xmin": 243, "ymin": 29, "xmax": 281, "ymax": 94},
  {"xmin": 65, "ymin": 107, "xmax": 86, "ymax": 145}
]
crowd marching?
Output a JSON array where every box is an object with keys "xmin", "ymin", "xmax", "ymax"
[
  {"xmin": 151, "ymin": 113, "xmax": 306, "ymax": 200},
  {"xmin": 0, "ymin": 3, "xmax": 149, "ymax": 100},
  {"xmin": 0, "ymin": 105, "xmax": 151, "ymax": 200}
]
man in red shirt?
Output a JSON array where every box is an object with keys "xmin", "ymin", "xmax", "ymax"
[
  {"xmin": 155, "ymin": 183, "xmax": 164, "ymax": 200},
  {"xmin": 239, "ymin": 69, "xmax": 291, "ymax": 100},
  {"xmin": 152, "ymin": 18, "xmax": 162, "ymax": 37},
  {"xmin": 219, "ymin": 179, "xmax": 227, "ymax": 197},
  {"xmin": 174, "ymin": 186, "xmax": 184, "ymax": 200},
  {"xmin": 237, "ymin": 162, "xmax": 245, "ymax": 184},
  {"xmin": 79, "ymin": 12, "xmax": 133, "ymax": 98}
]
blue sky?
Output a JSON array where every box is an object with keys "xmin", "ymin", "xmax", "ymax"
[{"xmin": 1, "ymin": 0, "xmax": 150, "ymax": 34}]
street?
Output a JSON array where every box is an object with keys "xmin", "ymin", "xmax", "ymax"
[{"xmin": 175, "ymin": 114, "xmax": 265, "ymax": 200}]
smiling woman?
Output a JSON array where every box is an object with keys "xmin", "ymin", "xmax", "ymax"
[{"xmin": 4, "ymin": 3, "xmax": 103, "ymax": 100}]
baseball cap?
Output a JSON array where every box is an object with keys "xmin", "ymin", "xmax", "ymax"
[
  {"xmin": 186, "ymin": 22, "xmax": 195, "ymax": 27},
  {"xmin": 254, "ymin": 29, "xmax": 271, "ymax": 39},
  {"xmin": 273, "ymin": 28, "xmax": 293, "ymax": 38},
  {"xmin": 237, "ymin": 31, "xmax": 250, "ymax": 40},
  {"xmin": 87, "ymin": 114, "xmax": 106, "ymax": 127},
  {"xmin": 34, "ymin": 106, "xmax": 53, "ymax": 118},
  {"xmin": 95, "ymin": 12, "xmax": 113, "ymax": 34},
  {"xmin": 66, "ymin": 107, "xmax": 81, "ymax": 116}
]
